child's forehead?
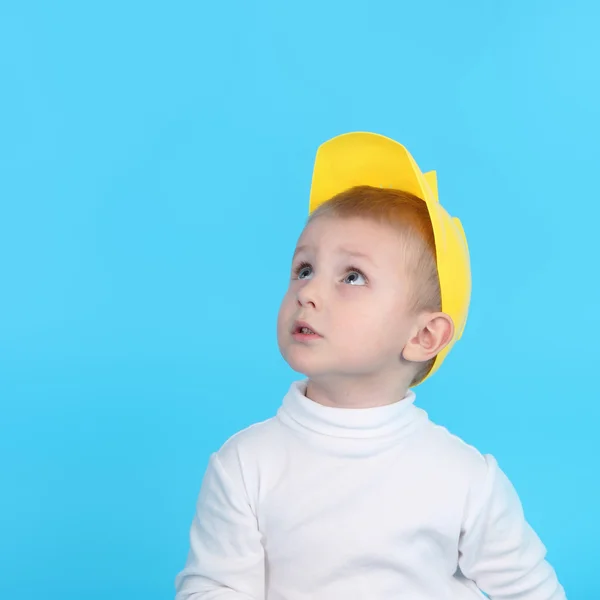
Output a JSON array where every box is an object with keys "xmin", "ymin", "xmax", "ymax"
[
  {"xmin": 296, "ymin": 215, "xmax": 402, "ymax": 251},
  {"xmin": 294, "ymin": 216, "xmax": 411, "ymax": 267}
]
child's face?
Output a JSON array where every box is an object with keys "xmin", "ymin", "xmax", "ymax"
[{"xmin": 277, "ymin": 215, "xmax": 419, "ymax": 383}]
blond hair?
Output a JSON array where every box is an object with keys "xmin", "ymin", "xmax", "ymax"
[{"xmin": 308, "ymin": 185, "xmax": 441, "ymax": 386}]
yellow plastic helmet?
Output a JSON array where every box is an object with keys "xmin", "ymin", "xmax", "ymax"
[{"xmin": 308, "ymin": 132, "xmax": 471, "ymax": 384}]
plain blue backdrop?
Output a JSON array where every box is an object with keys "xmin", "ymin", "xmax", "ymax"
[{"xmin": 1, "ymin": 1, "xmax": 598, "ymax": 598}]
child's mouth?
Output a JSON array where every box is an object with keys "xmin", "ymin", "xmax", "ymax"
[
  {"xmin": 292, "ymin": 330, "xmax": 321, "ymax": 341},
  {"xmin": 292, "ymin": 321, "xmax": 322, "ymax": 340}
]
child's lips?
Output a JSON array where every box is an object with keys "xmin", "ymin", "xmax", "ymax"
[
  {"xmin": 292, "ymin": 330, "xmax": 322, "ymax": 342},
  {"xmin": 292, "ymin": 320, "xmax": 323, "ymax": 340}
]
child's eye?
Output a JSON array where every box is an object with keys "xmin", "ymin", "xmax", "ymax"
[
  {"xmin": 293, "ymin": 262, "xmax": 313, "ymax": 280},
  {"xmin": 343, "ymin": 268, "xmax": 367, "ymax": 286}
]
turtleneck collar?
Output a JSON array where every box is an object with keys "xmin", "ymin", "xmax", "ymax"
[{"xmin": 276, "ymin": 380, "xmax": 425, "ymax": 444}]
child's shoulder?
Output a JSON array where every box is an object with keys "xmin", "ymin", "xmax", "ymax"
[
  {"xmin": 427, "ymin": 418, "xmax": 484, "ymax": 458},
  {"xmin": 212, "ymin": 413, "xmax": 286, "ymax": 474},
  {"xmin": 417, "ymin": 415, "xmax": 490, "ymax": 483},
  {"xmin": 222, "ymin": 415, "xmax": 281, "ymax": 451}
]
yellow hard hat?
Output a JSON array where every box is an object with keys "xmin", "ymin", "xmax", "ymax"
[{"xmin": 308, "ymin": 132, "xmax": 471, "ymax": 383}]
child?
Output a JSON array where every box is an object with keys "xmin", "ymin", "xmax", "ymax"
[{"xmin": 174, "ymin": 132, "xmax": 566, "ymax": 599}]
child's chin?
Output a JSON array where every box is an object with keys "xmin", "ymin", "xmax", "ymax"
[
  {"xmin": 284, "ymin": 353, "xmax": 328, "ymax": 379},
  {"xmin": 287, "ymin": 359, "xmax": 315, "ymax": 377}
]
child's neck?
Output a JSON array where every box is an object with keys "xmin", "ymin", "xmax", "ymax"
[{"xmin": 305, "ymin": 374, "xmax": 412, "ymax": 409}]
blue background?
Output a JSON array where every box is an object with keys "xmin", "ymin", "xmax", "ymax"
[{"xmin": 1, "ymin": 1, "xmax": 598, "ymax": 598}]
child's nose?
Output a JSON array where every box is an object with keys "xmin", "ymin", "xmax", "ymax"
[{"xmin": 296, "ymin": 279, "xmax": 321, "ymax": 309}]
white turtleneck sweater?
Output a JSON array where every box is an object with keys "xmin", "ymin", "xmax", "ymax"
[{"xmin": 175, "ymin": 381, "xmax": 566, "ymax": 600}]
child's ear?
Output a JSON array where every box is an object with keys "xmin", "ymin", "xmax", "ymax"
[{"xmin": 402, "ymin": 312, "xmax": 454, "ymax": 363}]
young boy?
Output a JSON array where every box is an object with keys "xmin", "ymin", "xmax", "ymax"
[{"xmin": 174, "ymin": 132, "xmax": 566, "ymax": 599}]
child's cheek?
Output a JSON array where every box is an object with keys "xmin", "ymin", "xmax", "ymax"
[{"xmin": 337, "ymin": 283, "xmax": 368, "ymax": 301}]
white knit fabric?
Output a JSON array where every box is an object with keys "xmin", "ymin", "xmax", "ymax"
[{"xmin": 175, "ymin": 380, "xmax": 566, "ymax": 600}]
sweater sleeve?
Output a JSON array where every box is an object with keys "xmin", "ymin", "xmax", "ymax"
[
  {"xmin": 458, "ymin": 455, "xmax": 566, "ymax": 600},
  {"xmin": 174, "ymin": 452, "xmax": 265, "ymax": 600}
]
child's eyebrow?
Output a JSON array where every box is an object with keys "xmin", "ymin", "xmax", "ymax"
[
  {"xmin": 293, "ymin": 244, "xmax": 310, "ymax": 258},
  {"xmin": 293, "ymin": 245, "xmax": 376, "ymax": 266},
  {"xmin": 338, "ymin": 247, "xmax": 376, "ymax": 266}
]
